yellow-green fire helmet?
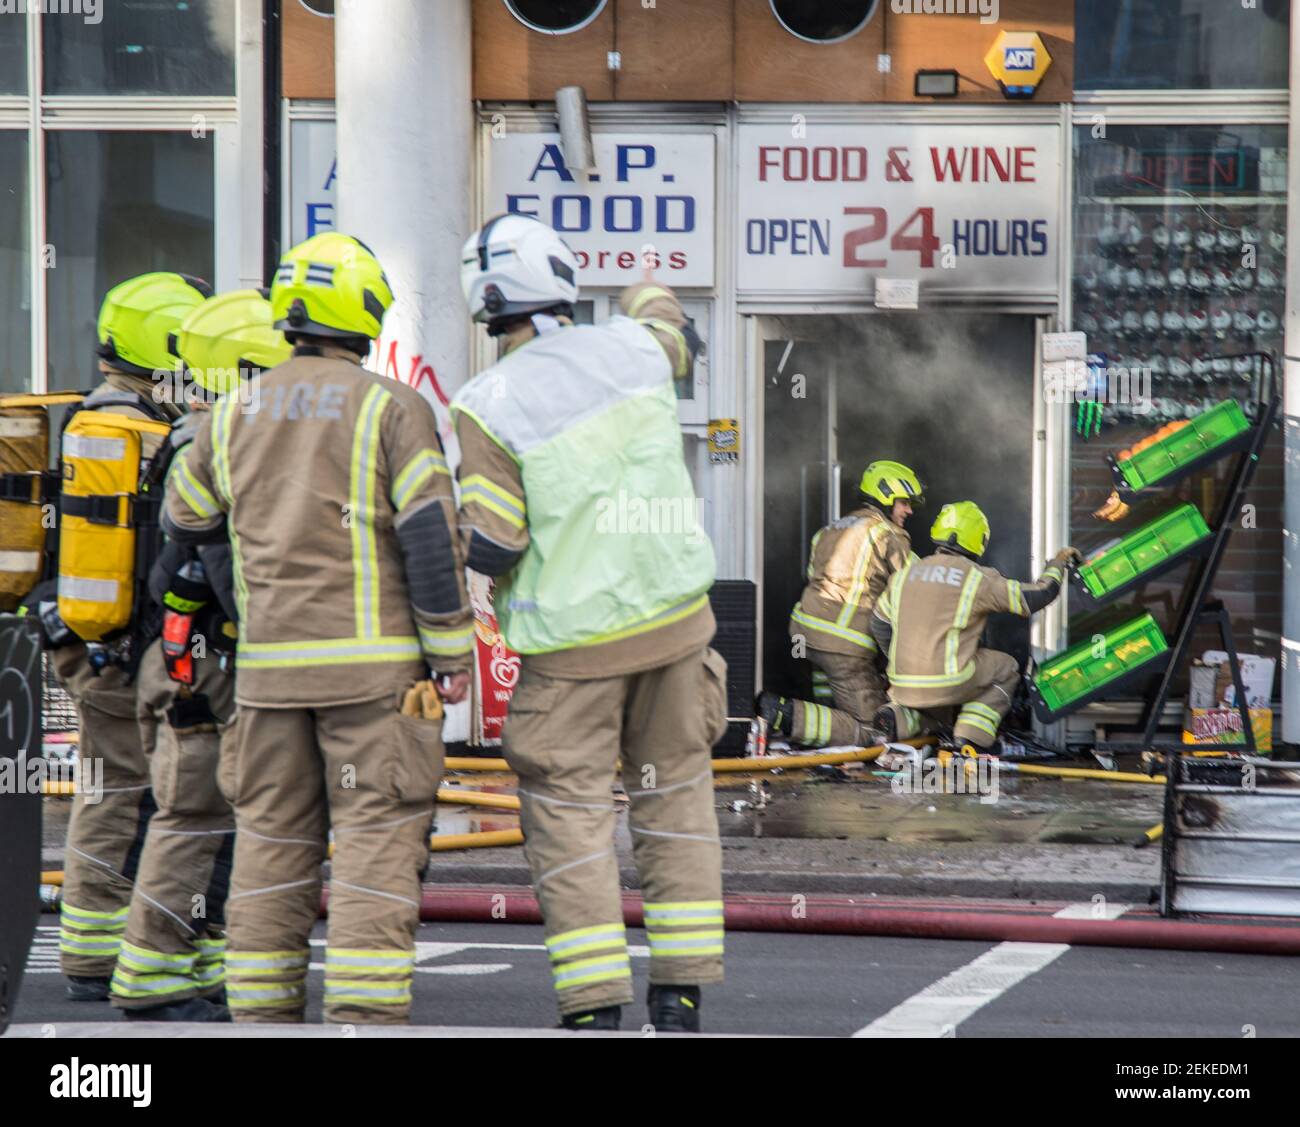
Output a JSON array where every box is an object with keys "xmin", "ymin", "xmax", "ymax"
[
  {"xmin": 931, "ymin": 501, "xmax": 991, "ymax": 559},
  {"xmin": 173, "ymin": 290, "xmax": 292, "ymax": 393},
  {"xmin": 859, "ymin": 460, "xmax": 924, "ymax": 508},
  {"xmin": 270, "ymin": 232, "xmax": 393, "ymax": 340},
  {"xmin": 96, "ymin": 272, "xmax": 212, "ymax": 376}
]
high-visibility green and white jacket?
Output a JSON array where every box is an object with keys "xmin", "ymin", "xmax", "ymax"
[
  {"xmin": 451, "ymin": 282, "xmax": 715, "ymax": 679},
  {"xmin": 163, "ymin": 342, "xmax": 474, "ymax": 708},
  {"xmin": 788, "ymin": 506, "xmax": 911, "ymax": 657},
  {"xmin": 870, "ymin": 549, "xmax": 1064, "ymax": 706}
]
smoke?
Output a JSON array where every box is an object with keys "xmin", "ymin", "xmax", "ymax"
[{"xmin": 762, "ymin": 312, "xmax": 1038, "ymax": 683}]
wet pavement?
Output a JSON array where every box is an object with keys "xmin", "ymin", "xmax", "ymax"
[
  {"xmin": 713, "ymin": 766, "xmax": 1163, "ymax": 847},
  {"xmin": 41, "ymin": 755, "xmax": 1167, "ymax": 901}
]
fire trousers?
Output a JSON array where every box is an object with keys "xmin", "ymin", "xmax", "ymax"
[
  {"xmin": 218, "ymin": 689, "xmax": 444, "ymax": 1024},
  {"xmin": 885, "ymin": 648, "xmax": 1021, "ymax": 749},
  {"xmin": 789, "ymin": 646, "xmax": 887, "ymax": 748},
  {"xmin": 54, "ymin": 645, "xmax": 155, "ymax": 979},
  {"xmin": 504, "ymin": 647, "xmax": 729, "ymax": 1018},
  {"xmin": 110, "ymin": 640, "xmax": 235, "ymax": 1011}
]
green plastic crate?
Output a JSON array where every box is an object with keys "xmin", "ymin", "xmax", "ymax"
[
  {"xmin": 1078, "ymin": 504, "xmax": 1212, "ymax": 599},
  {"xmin": 1116, "ymin": 400, "xmax": 1251, "ymax": 490},
  {"xmin": 1032, "ymin": 612, "xmax": 1169, "ymax": 717}
]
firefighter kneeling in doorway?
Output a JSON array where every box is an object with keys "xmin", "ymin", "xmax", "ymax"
[
  {"xmin": 870, "ymin": 501, "xmax": 1080, "ymax": 754},
  {"xmin": 756, "ymin": 461, "xmax": 921, "ymax": 748},
  {"xmin": 453, "ymin": 214, "xmax": 727, "ymax": 1033}
]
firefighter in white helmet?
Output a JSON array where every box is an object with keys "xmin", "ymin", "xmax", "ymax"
[{"xmin": 454, "ymin": 213, "xmax": 727, "ymax": 1032}]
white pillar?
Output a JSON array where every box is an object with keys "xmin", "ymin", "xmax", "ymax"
[
  {"xmin": 1283, "ymin": 0, "xmax": 1300, "ymax": 745},
  {"xmin": 336, "ymin": 0, "xmax": 474, "ymax": 742},
  {"xmin": 335, "ymin": 0, "xmax": 474, "ymax": 441}
]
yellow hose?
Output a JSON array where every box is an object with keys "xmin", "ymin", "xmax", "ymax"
[
  {"xmin": 1134, "ymin": 823, "xmax": 1164, "ymax": 848},
  {"xmin": 437, "ymin": 787, "xmax": 520, "ymax": 810},
  {"xmin": 1002, "ymin": 762, "xmax": 1166, "ymax": 785},
  {"xmin": 711, "ymin": 736, "xmax": 933, "ymax": 774},
  {"xmin": 40, "ymin": 824, "xmax": 526, "ymax": 888},
  {"xmin": 429, "ymin": 828, "xmax": 523, "ymax": 851},
  {"xmin": 445, "ymin": 757, "xmax": 509, "ymax": 772}
]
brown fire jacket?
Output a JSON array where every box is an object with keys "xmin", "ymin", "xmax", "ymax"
[
  {"xmin": 163, "ymin": 343, "xmax": 473, "ymax": 708},
  {"xmin": 789, "ymin": 506, "xmax": 912, "ymax": 657},
  {"xmin": 870, "ymin": 549, "xmax": 1064, "ymax": 705}
]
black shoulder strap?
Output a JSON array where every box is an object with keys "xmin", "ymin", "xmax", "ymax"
[{"xmin": 81, "ymin": 386, "xmax": 175, "ymax": 425}]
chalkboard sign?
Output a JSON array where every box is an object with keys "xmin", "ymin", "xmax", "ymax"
[{"xmin": 0, "ymin": 614, "xmax": 42, "ymax": 1034}]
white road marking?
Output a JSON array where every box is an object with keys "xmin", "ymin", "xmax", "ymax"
[
  {"xmin": 852, "ymin": 901, "xmax": 1121, "ymax": 1038},
  {"xmin": 1051, "ymin": 901, "xmax": 1130, "ymax": 921},
  {"xmin": 853, "ymin": 941, "xmax": 1069, "ymax": 1038}
]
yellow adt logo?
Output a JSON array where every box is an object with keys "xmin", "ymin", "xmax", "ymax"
[{"xmin": 983, "ymin": 31, "xmax": 1052, "ymax": 99}]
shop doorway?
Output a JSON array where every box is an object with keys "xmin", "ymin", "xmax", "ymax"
[{"xmin": 759, "ymin": 312, "xmax": 1041, "ymax": 699}]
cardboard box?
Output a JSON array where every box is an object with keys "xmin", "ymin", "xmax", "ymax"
[{"xmin": 1199, "ymin": 651, "xmax": 1277, "ymax": 709}]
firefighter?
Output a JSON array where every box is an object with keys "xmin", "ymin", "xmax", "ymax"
[
  {"xmin": 756, "ymin": 461, "xmax": 922, "ymax": 748},
  {"xmin": 41, "ymin": 272, "xmax": 211, "ymax": 1002},
  {"xmin": 162, "ymin": 233, "xmax": 474, "ymax": 1024},
  {"xmin": 108, "ymin": 290, "xmax": 290, "ymax": 1021},
  {"xmin": 870, "ymin": 501, "xmax": 1080, "ymax": 752},
  {"xmin": 453, "ymin": 214, "xmax": 727, "ymax": 1033}
]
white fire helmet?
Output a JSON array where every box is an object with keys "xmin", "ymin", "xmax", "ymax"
[
  {"xmin": 1172, "ymin": 223, "xmax": 1193, "ymax": 249},
  {"xmin": 1195, "ymin": 228, "xmax": 1217, "ymax": 253},
  {"xmin": 1185, "ymin": 308, "xmax": 1209, "ymax": 333},
  {"xmin": 1151, "ymin": 223, "xmax": 1171, "ymax": 252},
  {"xmin": 1211, "ymin": 308, "xmax": 1233, "ymax": 335},
  {"xmin": 1234, "ymin": 355, "xmax": 1255, "ymax": 377},
  {"xmin": 1124, "ymin": 267, "xmax": 1145, "ymax": 293},
  {"xmin": 460, "ymin": 213, "xmax": 580, "ymax": 334},
  {"xmin": 1258, "ymin": 308, "xmax": 1280, "ymax": 334},
  {"xmin": 1258, "ymin": 267, "xmax": 1280, "ymax": 290},
  {"xmin": 1145, "ymin": 268, "xmax": 1166, "ymax": 293},
  {"xmin": 1233, "ymin": 268, "xmax": 1255, "ymax": 292},
  {"xmin": 1142, "ymin": 309, "xmax": 1161, "ymax": 334},
  {"xmin": 1188, "ymin": 268, "xmax": 1211, "ymax": 293},
  {"xmin": 1162, "ymin": 309, "xmax": 1185, "ymax": 337},
  {"xmin": 1233, "ymin": 310, "xmax": 1257, "ymax": 336},
  {"xmin": 1167, "ymin": 266, "xmax": 1188, "ymax": 291},
  {"xmin": 1268, "ymin": 229, "xmax": 1286, "ymax": 254},
  {"xmin": 1217, "ymin": 227, "xmax": 1241, "ymax": 253}
]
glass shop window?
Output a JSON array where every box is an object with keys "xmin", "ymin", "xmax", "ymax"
[{"xmin": 1069, "ymin": 124, "xmax": 1286, "ymax": 656}]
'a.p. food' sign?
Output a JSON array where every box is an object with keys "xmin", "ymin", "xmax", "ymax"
[
  {"xmin": 736, "ymin": 123, "xmax": 1060, "ymax": 298},
  {"xmin": 487, "ymin": 132, "xmax": 715, "ymax": 287}
]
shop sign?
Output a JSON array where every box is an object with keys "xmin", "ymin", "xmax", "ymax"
[
  {"xmin": 736, "ymin": 122, "xmax": 1060, "ymax": 296},
  {"xmin": 486, "ymin": 132, "xmax": 715, "ymax": 287},
  {"xmin": 289, "ymin": 118, "xmax": 337, "ymax": 245}
]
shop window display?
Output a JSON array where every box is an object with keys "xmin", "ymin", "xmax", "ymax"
[{"xmin": 1070, "ymin": 125, "xmax": 1286, "ymax": 654}]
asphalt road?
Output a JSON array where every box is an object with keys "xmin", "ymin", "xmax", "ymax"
[{"xmin": 14, "ymin": 918, "xmax": 1300, "ymax": 1037}]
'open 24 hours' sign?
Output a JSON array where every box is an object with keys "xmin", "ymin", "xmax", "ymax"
[
  {"xmin": 487, "ymin": 132, "xmax": 715, "ymax": 288},
  {"xmin": 736, "ymin": 123, "xmax": 1060, "ymax": 298}
]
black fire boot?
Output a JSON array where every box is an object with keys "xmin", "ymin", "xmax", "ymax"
[
  {"xmin": 560, "ymin": 1005, "xmax": 622, "ymax": 1031},
  {"xmin": 754, "ymin": 692, "xmax": 794, "ymax": 738},
  {"xmin": 647, "ymin": 985, "xmax": 702, "ymax": 1033},
  {"xmin": 65, "ymin": 975, "xmax": 110, "ymax": 1002},
  {"xmin": 123, "ymin": 996, "xmax": 232, "ymax": 1022}
]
